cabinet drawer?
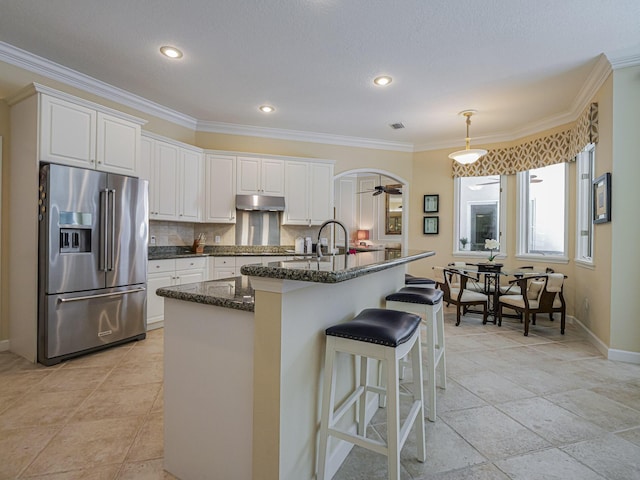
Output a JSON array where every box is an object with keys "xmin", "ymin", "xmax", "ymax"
[
  {"xmin": 148, "ymin": 259, "xmax": 175, "ymax": 273},
  {"xmin": 214, "ymin": 256, "xmax": 235, "ymax": 267},
  {"xmin": 175, "ymin": 257, "xmax": 207, "ymax": 271}
]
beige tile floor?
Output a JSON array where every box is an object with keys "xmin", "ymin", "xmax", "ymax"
[{"xmin": 1, "ymin": 308, "xmax": 639, "ymax": 479}]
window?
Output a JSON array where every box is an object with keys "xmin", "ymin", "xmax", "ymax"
[
  {"xmin": 576, "ymin": 144, "xmax": 595, "ymax": 265},
  {"xmin": 517, "ymin": 163, "xmax": 568, "ymax": 260},
  {"xmin": 454, "ymin": 176, "xmax": 506, "ymax": 256}
]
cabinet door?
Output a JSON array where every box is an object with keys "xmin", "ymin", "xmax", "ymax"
[
  {"xmin": 176, "ymin": 269, "xmax": 205, "ymax": 285},
  {"xmin": 205, "ymin": 154, "xmax": 236, "ymax": 223},
  {"xmin": 214, "ymin": 268, "xmax": 236, "ymax": 280},
  {"xmin": 139, "ymin": 136, "xmax": 157, "ymax": 217},
  {"xmin": 147, "ymin": 271, "xmax": 174, "ymax": 329},
  {"xmin": 179, "ymin": 149, "xmax": 202, "ymax": 221},
  {"xmin": 96, "ymin": 113, "xmax": 140, "ymax": 176},
  {"xmin": 40, "ymin": 95, "xmax": 96, "ymax": 168},
  {"xmin": 154, "ymin": 141, "xmax": 180, "ymax": 220},
  {"xmin": 237, "ymin": 156, "xmax": 261, "ymax": 194},
  {"xmin": 309, "ymin": 162, "xmax": 333, "ymax": 225},
  {"xmin": 283, "ymin": 161, "xmax": 310, "ymax": 225},
  {"xmin": 261, "ymin": 159, "xmax": 285, "ymax": 195}
]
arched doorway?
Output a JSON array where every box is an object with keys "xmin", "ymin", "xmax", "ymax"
[{"xmin": 333, "ymin": 168, "xmax": 408, "ymax": 251}]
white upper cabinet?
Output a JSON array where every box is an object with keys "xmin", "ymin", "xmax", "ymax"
[
  {"xmin": 39, "ymin": 92, "xmax": 142, "ymax": 176},
  {"xmin": 236, "ymin": 156, "xmax": 284, "ymax": 195},
  {"xmin": 178, "ymin": 148, "xmax": 203, "ymax": 221},
  {"xmin": 205, "ymin": 154, "xmax": 236, "ymax": 223},
  {"xmin": 283, "ymin": 160, "xmax": 334, "ymax": 226},
  {"xmin": 141, "ymin": 134, "xmax": 203, "ymax": 222}
]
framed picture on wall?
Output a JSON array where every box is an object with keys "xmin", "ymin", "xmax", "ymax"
[
  {"xmin": 593, "ymin": 172, "xmax": 611, "ymax": 224},
  {"xmin": 423, "ymin": 216, "xmax": 439, "ymax": 235},
  {"xmin": 423, "ymin": 194, "xmax": 439, "ymax": 213}
]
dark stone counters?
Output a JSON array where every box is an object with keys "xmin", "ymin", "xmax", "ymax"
[
  {"xmin": 156, "ymin": 276, "xmax": 255, "ymax": 312},
  {"xmin": 148, "ymin": 245, "xmax": 296, "ymax": 261},
  {"xmin": 240, "ymin": 249, "xmax": 434, "ymax": 283},
  {"xmin": 155, "ymin": 249, "xmax": 434, "ymax": 312}
]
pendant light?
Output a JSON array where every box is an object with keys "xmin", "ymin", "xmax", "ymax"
[{"xmin": 448, "ymin": 110, "xmax": 487, "ymax": 165}]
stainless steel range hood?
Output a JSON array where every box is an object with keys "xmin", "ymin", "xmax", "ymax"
[{"xmin": 236, "ymin": 194, "xmax": 286, "ymax": 211}]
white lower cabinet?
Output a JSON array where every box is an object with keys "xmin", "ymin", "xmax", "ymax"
[{"xmin": 147, "ymin": 257, "xmax": 207, "ymax": 329}]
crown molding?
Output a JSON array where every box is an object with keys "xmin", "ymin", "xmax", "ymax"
[
  {"xmin": 414, "ymin": 55, "xmax": 612, "ymax": 153},
  {"xmin": 606, "ymin": 49, "xmax": 640, "ymax": 69},
  {"xmin": 196, "ymin": 120, "xmax": 415, "ymax": 152},
  {"xmin": 0, "ymin": 41, "xmax": 197, "ymax": 130}
]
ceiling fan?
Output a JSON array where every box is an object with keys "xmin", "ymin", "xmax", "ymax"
[{"xmin": 357, "ymin": 176, "xmax": 402, "ymax": 196}]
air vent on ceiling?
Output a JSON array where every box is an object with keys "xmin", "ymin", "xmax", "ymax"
[{"xmin": 389, "ymin": 122, "xmax": 405, "ymax": 130}]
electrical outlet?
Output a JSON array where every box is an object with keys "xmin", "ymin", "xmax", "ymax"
[
  {"xmin": 215, "ymin": 235, "xmax": 221, "ymax": 244},
  {"xmin": 584, "ymin": 297, "xmax": 589, "ymax": 311},
  {"xmin": 150, "ymin": 235, "xmax": 156, "ymax": 245}
]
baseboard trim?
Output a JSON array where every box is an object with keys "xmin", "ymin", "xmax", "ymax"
[
  {"xmin": 607, "ymin": 348, "xmax": 640, "ymax": 364},
  {"xmin": 0, "ymin": 339, "xmax": 10, "ymax": 352},
  {"xmin": 570, "ymin": 315, "xmax": 640, "ymax": 365}
]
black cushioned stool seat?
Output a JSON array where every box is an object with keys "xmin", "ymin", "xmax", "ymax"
[
  {"xmin": 326, "ymin": 308, "xmax": 422, "ymax": 347},
  {"xmin": 405, "ymin": 274, "xmax": 436, "ymax": 287},
  {"xmin": 385, "ymin": 285, "xmax": 447, "ymax": 423},
  {"xmin": 386, "ymin": 287, "xmax": 444, "ymax": 306},
  {"xmin": 318, "ymin": 308, "xmax": 426, "ymax": 480}
]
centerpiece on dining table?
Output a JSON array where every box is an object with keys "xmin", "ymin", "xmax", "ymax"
[{"xmin": 484, "ymin": 238, "xmax": 500, "ymax": 264}]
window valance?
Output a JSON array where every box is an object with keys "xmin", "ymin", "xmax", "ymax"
[{"xmin": 452, "ymin": 103, "xmax": 598, "ymax": 177}]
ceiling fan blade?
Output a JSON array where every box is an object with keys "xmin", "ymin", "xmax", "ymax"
[
  {"xmin": 385, "ymin": 189, "xmax": 402, "ymax": 195},
  {"xmin": 356, "ymin": 190, "xmax": 374, "ymax": 194},
  {"xmin": 373, "ymin": 190, "xmax": 383, "ymax": 196}
]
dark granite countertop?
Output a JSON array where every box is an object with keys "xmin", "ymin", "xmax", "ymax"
[
  {"xmin": 241, "ymin": 249, "xmax": 435, "ymax": 284},
  {"xmin": 148, "ymin": 245, "xmax": 296, "ymax": 261},
  {"xmin": 156, "ymin": 276, "xmax": 255, "ymax": 312}
]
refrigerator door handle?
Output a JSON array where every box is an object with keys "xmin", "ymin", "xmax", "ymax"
[
  {"xmin": 99, "ymin": 189, "xmax": 109, "ymax": 272},
  {"xmin": 109, "ymin": 188, "xmax": 116, "ymax": 271},
  {"xmin": 57, "ymin": 287, "xmax": 146, "ymax": 303}
]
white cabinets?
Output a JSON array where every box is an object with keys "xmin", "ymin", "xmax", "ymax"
[
  {"xmin": 236, "ymin": 156, "xmax": 284, "ymax": 195},
  {"xmin": 209, "ymin": 257, "xmax": 237, "ymax": 280},
  {"xmin": 139, "ymin": 134, "xmax": 203, "ymax": 222},
  {"xmin": 205, "ymin": 154, "xmax": 236, "ymax": 223},
  {"xmin": 179, "ymin": 148, "xmax": 203, "ymax": 221},
  {"xmin": 207, "ymin": 255, "xmax": 289, "ymax": 280},
  {"xmin": 39, "ymin": 90, "xmax": 143, "ymax": 176},
  {"xmin": 147, "ymin": 257, "xmax": 207, "ymax": 329},
  {"xmin": 283, "ymin": 160, "xmax": 334, "ymax": 226}
]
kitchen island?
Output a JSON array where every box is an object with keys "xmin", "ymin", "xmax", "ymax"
[{"xmin": 158, "ymin": 249, "xmax": 434, "ymax": 480}]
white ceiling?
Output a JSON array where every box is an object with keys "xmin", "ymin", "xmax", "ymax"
[{"xmin": 0, "ymin": 0, "xmax": 639, "ymax": 151}]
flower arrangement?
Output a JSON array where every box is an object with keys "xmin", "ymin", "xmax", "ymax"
[{"xmin": 484, "ymin": 238, "xmax": 500, "ymax": 262}]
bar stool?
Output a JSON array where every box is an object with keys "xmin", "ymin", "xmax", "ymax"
[
  {"xmin": 317, "ymin": 308, "xmax": 426, "ymax": 480},
  {"xmin": 405, "ymin": 273, "xmax": 436, "ymax": 289},
  {"xmin": 385, "ymin": 287, "xmax": 446, "ymax": 422}
]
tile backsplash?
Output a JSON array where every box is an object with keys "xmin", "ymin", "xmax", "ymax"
[{"xmin": 149, "ymin": 220, "xmax": 321, "ymax": 247}]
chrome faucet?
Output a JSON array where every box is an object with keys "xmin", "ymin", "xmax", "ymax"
[{"xmin": 316, "ymin": 219, "xmax": 349, "ymax": 260}]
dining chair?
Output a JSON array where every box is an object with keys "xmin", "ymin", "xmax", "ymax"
[
  {"xmin": 497, "ymin": 273, "xmax": 566, "ymax": 336},
  {"xmin": 437, "ymin": 267, "xmax": 489, "ymax": 326}
]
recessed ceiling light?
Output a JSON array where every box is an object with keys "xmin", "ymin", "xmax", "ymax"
[
  {"xmin": 373, "ymin": 75, "xmax": 392, "ymax": 87},
  {"xmin": 259, "ymin": 105, "xmax": 275, "ymax": 113},
  {"xmin": 160, "ymin": 46, "xmax": 183, "ymax": 59}
]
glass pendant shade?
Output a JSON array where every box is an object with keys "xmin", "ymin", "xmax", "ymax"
[
  {"xmin": 448, "ymin": 148, "xmax": 487, "ymax": 164},
  {"xmin": 449, "ymin": 110, "xmax": 487, "ymax": 164}
]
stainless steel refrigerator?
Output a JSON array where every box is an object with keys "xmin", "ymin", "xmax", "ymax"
[{"xmin": 38, "ymin": 163, "xmax": 148, "ymax": 365}]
